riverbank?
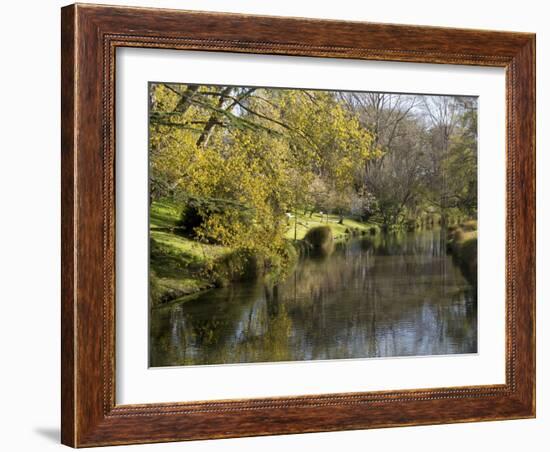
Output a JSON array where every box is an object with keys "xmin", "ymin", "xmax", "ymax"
[
  {"xmin": 284, "ymin": 211, "xmax": 378, "ymax": 241},
  {"xmin": 150, "ymin": 226, "xmax": 478, "ymax": 366},
  {"xmin": 447, "ymin": 220, "xmax": 478, "ymax": 286},
  {"xmin": 150, "ymin": 201, "xmax": 378, "ymax": 307}
]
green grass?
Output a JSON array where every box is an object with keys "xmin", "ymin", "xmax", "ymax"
[
  {"xmin": 151, "ymin": 230, "xmax": 226, "ymax": 264},
  {"xmin": 284, "ymin": 212, "xmax": 376, "ymax": 241},
  {"xmin": 150, "ymin": 201, "xmax": 226, "ymax": 279},
  {"xmin": 150, "ymin": 200, "xmax": 227, "ymax": 306},
  {"xmin": 150, "ymin": 200, "xmax": 181, "ymax": 229}
]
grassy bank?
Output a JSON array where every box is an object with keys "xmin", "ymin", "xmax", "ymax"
[
  {"xmin": 447, "ymin": 220, "xmax": 478, "ymax": 287},
  {"xmin": 150, "ymin": 201, "xmax": 226, "ymax": 306},
  {"xmin": 150, "ymin": 201, "xmax": 379, "ymax": 307},
  {"xmin": 284, "ymin": 212, "xmax": 378, "ymax": 241}
]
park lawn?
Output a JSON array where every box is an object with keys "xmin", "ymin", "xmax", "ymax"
[
  {"xmin": 150, "ymin": 200, "xmax": 180, "ymax": 229},
  {"xmin": 284, "ymin": 212, "xmax": 377, "ymax": 241},
  {"xmin": 151, "ymin": 200, "xmax": 228, "ymax": 261},
  {"xmin": 152, "ymin": 230, "xmax": 227, "ymax": 263}
]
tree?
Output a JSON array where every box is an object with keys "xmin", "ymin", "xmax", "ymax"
[
  {"xmin": 420, "ymin": 96, "xmax": 477, "ymax": 222},
  {"xmin": 149, "ymin": 83, "xmax": 379, "ymax": 262},
  {"xmin": 340, "ymin": 93, "xmax": 423, "ymax": 228}
]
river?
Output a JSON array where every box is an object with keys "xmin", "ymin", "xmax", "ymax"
[{"xmin": 149, "ymin": 228, "xmax": 477, "ymax": 367}]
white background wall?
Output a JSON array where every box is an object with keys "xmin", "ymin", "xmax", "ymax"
[{"xmin": 0, "ymin": 1, "xmax": 546, "ymax": 450}]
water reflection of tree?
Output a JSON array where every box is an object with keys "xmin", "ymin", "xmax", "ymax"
[{"xmin": 150, "ymin": 229, "xmax": 477, "ymax": 366}]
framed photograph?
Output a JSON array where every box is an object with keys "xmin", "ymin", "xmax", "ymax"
[{"xmin": 61, "ymin": 3, "xmax": 535, "ymax": 447}]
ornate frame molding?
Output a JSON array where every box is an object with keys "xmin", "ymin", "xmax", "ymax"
[{"xmin": 62, "ymin": 4, "xmax": 535, "ymax": 447}]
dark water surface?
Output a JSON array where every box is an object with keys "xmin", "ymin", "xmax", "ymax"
[{"xmin": 149, "ymin": 229, "xmax": 477, "ymax": 367}]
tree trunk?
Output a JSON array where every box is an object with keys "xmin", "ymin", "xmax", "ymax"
[
  {"xmin": 173, "ymin": 85, "xmax": 199, "ymax": 115},
  {"xmin": 196, "ymin": 87, "xmax": 234, "ymax": 147}
]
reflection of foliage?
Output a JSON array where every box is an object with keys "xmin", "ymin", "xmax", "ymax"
[{"xmin": 149, "ymin": 229, "xmax": 477, "ymax": 366}]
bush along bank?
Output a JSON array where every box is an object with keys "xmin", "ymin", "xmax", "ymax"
[
  {"xmin": 303, "ymin": 226, "xmax": 334, "ymax": 257},
  {"xmin": 446, "ymin": 220, "xmax": 477, "ymax": 287},
  {"xmin": 149, "ymin": 201, "xmax": 378, "ymax": 308},
  {"xmin": 150, "ymin": 237, "xmax": 300, "ymax": 308}
]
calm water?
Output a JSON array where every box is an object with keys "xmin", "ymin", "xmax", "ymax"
[{"xmin": 149, "ymin": 228, "xmax": 477, "ymax": 367}]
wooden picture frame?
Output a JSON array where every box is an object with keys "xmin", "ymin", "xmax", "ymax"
[{"xmin": 61, "ymin": 3, "xmax": 535, "ymax": 447}]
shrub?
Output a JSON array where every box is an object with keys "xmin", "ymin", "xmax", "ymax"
[
  {"xmin": 304, "ymin": 226, "xmax": 334, "ymax": 256},
  {"xmin": 461, "ymin": 220, "xmax": 478, "ymax": 232},
  {"xmin": 446, "ymin": 227, "xmax": 478, "ymax": 286},
  {"xmin": 177, "ymin": 202, "xmax": 205, "ymax": 238},
  {"xmin": 177, "ymin": 196, "xmax": 253, "ymax": 242},
  {"xmin": 457, "ymin": 237, "xmax": 477, "ymax": 285}
]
